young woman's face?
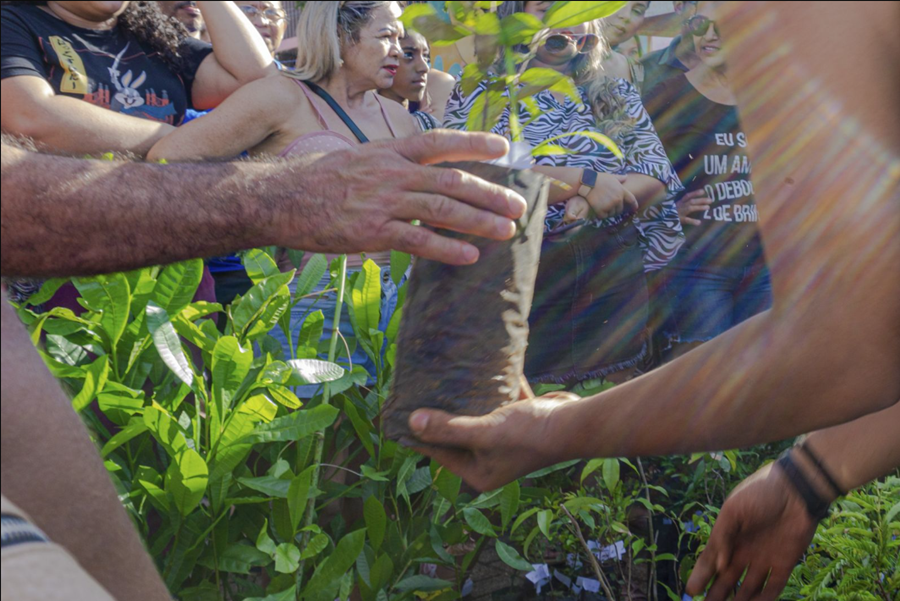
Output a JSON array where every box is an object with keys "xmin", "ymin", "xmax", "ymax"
[
  {"xmin": 341, "ymin": 2, "xmax": 403, "ymax": 91},
  {"xmin": 233, "ymin": 0, "xmax": 287, "ymax": 57},
  {"xmin": 604, "ymin": 1, "xmax": 650, "ymax": 47},
  {"xmin": 691, "ymin": 3, "xmax": 725, "ymax": 69},
  {"xmin": 390, "ymin": 31, "xmax": 431, "ymax": 103}
]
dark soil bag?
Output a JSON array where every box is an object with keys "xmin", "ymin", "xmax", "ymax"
[{"xmin": 383, "ymin": 161, "xmax": 549, "ymax": 444}]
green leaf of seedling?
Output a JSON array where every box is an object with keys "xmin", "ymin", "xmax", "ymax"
[
  {"xmin": 581, "ymin": 458, "xmax": 606, "ymax": 484},
  {"xmin": 302, "ymin": 530, "xmax": 366, "ymax": 600},
  {"xmin": 500, "ymin": 481, "xmax": 520, "ymax": 531},
  {"xmin": 466, "ymin": 88, "xmax": 506, "ymax": 133},
  {"xmin": 495, "ymin": 540, "xmax": 534, "ymax": 571},
  {"xmin": 150, "ymin": 259, "xmax": 204, "ymax": 319},
  {"xmin": 537, "ymin": 509, "xmax": 553, "ymax": 540},
  {"xmin": 543, "ymin": 1, "xmax": 628, "ymax": 29},
  {"xmin": 499, "ymin": 12, "xmax": 544, "ymax": 46},
  {"xmin": 361, "ymin": 465, "xmax": 391, "ymax": 482},
  {"xmin": 364, "ymin": 496, "xmax": 387, "ymax": 551},
  {"xmin": 146, "ymin": 301, "xmax": 193, "ymax": 387},
  {"xmin": 401, "ymin": 3, "xmax": 471, "ymax": 46},
  {"xmin": 463, "ymin": 508, "xmax": 496, "ymax": 538},
  {"xmin": 393, "ymin": 575, "xmax": 453, "ymax": 593},
  {"xmin": 73, "ymin": 273, "xmax": 131, "ymax": 349},
  {"xmin": 300, "ymin": 533, "xmax": 329, "ymax": 560},
  {"xmin": 288, "ymin": 466, "xmax": 316, "ymax": 534},
  {"xmin": 246, "ymin": 404, "xmax": 339, "ymax": 444},
  {"xmin": 274, "ymin": 543, "xmax": 301, "ymax": 574},
  {"xmin": 389, "ymin": 251, "xmax": 411, "ymax": 286},
  {"xmin": 71, "ymin": 355, "xmax": 110, "ymax": 412},
  {"xmin": 286, "ymin": 359, "xmax": 345, "ymax": 386},
  {"xmin": 256, "ymin": 520, "xmax": 276, "ymax": 556},
  {"xmin": 24, "ymin": 277, "xmax": 67, "ymax": 307},
  {"xmin": 603, "ymin": 458, "xmax": 621, "ymax": 493},
  {"xmin": 243, "ymin": 249, "xmax": 280, "ymax": 284},
  {"xmin": 532, "ymin": 131, "xmax": 622, "ymax": 159},
  {"xmin": 295, "ymin": 310, "xmax": 325, "ymax": 359},
  {"xmin": 165, "ymin": 448, "xmax": 208, "ymax": 517},
  {"xmin": 293, "ymin": 253, "xmax": 328, "ymax": 299},
  {"xmin": 237, "ymin": 476, "xmax": 292, "ymax": 498}
]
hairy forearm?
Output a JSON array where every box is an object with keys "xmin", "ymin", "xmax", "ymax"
[
  {"xmin": 0, "ymin": 301, "xmax": 172, "ymax": 601},
  {"xmin": 1, "ymin": 139, "xmax": 306, "ymax": 278}
]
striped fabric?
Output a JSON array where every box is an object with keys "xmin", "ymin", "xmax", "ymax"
[{"xmin": 1, "ymin": 513, "xmax": 50, "ymax": 549}]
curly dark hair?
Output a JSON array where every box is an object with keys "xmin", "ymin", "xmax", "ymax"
[{"xmin": 1, "ymin": 1, "xmax": 194, "ymax": 73}]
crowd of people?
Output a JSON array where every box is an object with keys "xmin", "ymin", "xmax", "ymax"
[{"xmin": 1, "ymin": 1, "xmax": 897, "ymax": 600}]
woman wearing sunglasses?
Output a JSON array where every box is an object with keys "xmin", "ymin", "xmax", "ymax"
[
  {"xmin": 444, "ymin": 0, "xmax": 683, "ymax": 388},
  {"xmin": 643, "ymin": 1, "xmax": 771, "ymax": 361}
]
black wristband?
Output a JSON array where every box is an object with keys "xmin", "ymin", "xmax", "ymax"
[
  {"xmin": 777, "ymin": 451, "xmax": 832, "ymax": 522},
  {"xmin": 796, "ymin": 442, "xmax": 846, "ymax": 499}
]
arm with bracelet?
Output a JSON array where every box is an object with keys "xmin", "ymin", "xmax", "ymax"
[
  {"xmin": 532, "ymin": 166, "xmax": 640, "ymax": 219},
  {"xmin": 687, "ymin": 401, "xmax": 900, "ymax": 601}
]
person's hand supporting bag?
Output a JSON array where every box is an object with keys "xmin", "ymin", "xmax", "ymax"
[{"xmin": 584, "ymin": 173, "xmax": 639, "ymax": 219}]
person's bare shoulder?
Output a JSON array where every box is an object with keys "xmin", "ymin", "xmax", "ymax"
[
  {"xmin": 600, "ymin": 51, "xmax": 632, "ymax": 83},
  {"xmin": 380, "ymin": 96, "xmax": 419, "ymax": 138},
  {"xmin": 425, "ymin": 69, "xmax": 457, "ymax": 122}
]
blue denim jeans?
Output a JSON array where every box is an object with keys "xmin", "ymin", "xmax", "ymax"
[
  {"xmin": 525, "ymin": 222, "xmax": 649, "ymax": 384},
  {"xmin": 663, "ymin": 256, "xmax": 772, "ymax": 345}
]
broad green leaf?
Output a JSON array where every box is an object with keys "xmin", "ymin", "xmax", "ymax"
[
  {"xmin": 237, "ymin": 476, "xmax": 292, "ymax": 498},
  {"xmin": 288, "ymin": 466, "xmax": 315, "ymax": 534},
  {"xmin": 300, "ymin": 533, "xmax": 329, "ymax": 560},
  {"xmin": 340, "ymin": 395, "xmax": 374, "ymax": 457},
  {"xmin": 581, "ymin": 458, "xmax": 606, "ymax": 483},
  {"xmin": 350, "ymin": 259, "xmax": 381, "ymax": 346},
  {"xmin": 256, "ymin": 520, "xmax": 276, "ymax": 556},
  {"xmin": 151, "ymin": 259, "xmax": 204, "ymax": 318},
  {"xmin": 73, "ymin": 273, "xmax": 130, "ymax": 349},
  {"xmin": 364, "ymin": 496, "xmax": 387, "ymax": 551},
  {"xmin": 499, "ymin": 481, "xmax": 520, "ymax": 530},
  {"xmin": 293, "ymin": 253, "xmax": 328, "ymax": 299},
  {"xmin": 267, "ymin": 386, "xmax": 302, "ymax": 409},
  {"xmin": 466, "ymin": 88, "xmax": 506, "ymax": 133},
  {"xmin": 244, "ymin": 586, "xmax": 296, "ymax": 601},
  {"xmin": 296, "ymin": 310, "xmax": 325, "ymax": 359},
  {"xmin": 401, "ymin": 3, "xmax": 471, "ymax": 46},
  {"xmin": 518, "ymin": 67, "xmax": 580, "ymax": 105},
  {"xmin": 543, "ymin": 1, "xmax": 628, "ymax": 29},
  {"xmin": 97, "ymin": 392, "xmax": 144, "ymax": 425},
  {"xmin": 210, "ymin": 336, "xmax": 253, "ymax": 445},
  {"xmin": 384, "ymin": 307, "xmax": 403, "ymax": 345},
  {"xmin": 246, "ymin": 404, "xmax": 339, "ymax": 444},
  {"xmin": 302, "ymin": 529, "xmax": 366, "ymax": 600},
  {"xmin": 165, "ymin": 448, "xmax": 208, "ymax": 516},
  {"xmin": 531, "ymin": 144, "xmax": 572, "ymax": 157},
  {"xmin": 537, "ymin": 509, "xmax": 552, "ymax": 540},
  {"xmin": 462, "ymin": 508, "xmax": 496, "ymax": 538},
  {"xmin": 495, "ymin": 540, "xmax": 533, "ymax": 571},
  {"xmin": 368, "ymin": 554, "xmax": 394, "ymax": 594},
  {"xmin": 146, "ymin": 301, "xmax": 193, "ymax": 387},
  {"xmin": 179, "ymin": 301, "xmax": 222, "ymax": 322},
  {"xmin": 211, "ymin": 544, "xmax": 271, "ymax": 575},
  {"xmin": 231, "ymin": 271, "xmax": 294, "ymax": 336},
  {"xmin": 274, "ymin": 543, "xmax": 301, "ymax": 574},
  {"xmin": 100, "ymin": 416, "xmax": 149, "ymax": 458},
  {"xmin": 71, "ymin": 355, "xmax": 109, "ymax": 412},
  {"xmin": 603, "ymin": 458, "xmax": 621, "ymax": 493},
  {"xmin": 389, "ymin": 251, "xmax": 411, "ymax": 286},
  {"xmin": 143, "ymin": 404, "xmax": 188, "ymax": 457},
  {"xmin": 286, "ymin": 359, "xmax": 345, "ymax": 386},
  {"xmin": 243, "ymin": 249, "xmax": 280, "ymax": 284},
  {"xmin": 434, "ymin": 467, "xmax": 462, "ymax": 506},
  {"xmin": 510, "ymin": 507, "xmax": 541, "ymax": 536},
  {"xmin": 474, "ymin": 11, "xmax": 499, "ymax": 35},
  {"xmin": 212, "ymin": 394, "xmax": 277, "ymax": 471},
  {"xmin": 327, "ymin": 365, "xmax": 368, "ymax": 397},
  {"xmin": 45, "ymin": 334, "xmax": 88, "ymax": 366},
  {"xmin": 360, "ymin": 465, "xmax": 390, "ymax": 482},
  {"xmin": 393, "ymin": 575, "xmax": 453, "ymax": 593},
  {"xmin": 407, "ymin": 467, "xmax": 432, "ymax": 495},
  {"xmin": 499, "ymin": 12, "xmax": 544, "ymax": 46}
]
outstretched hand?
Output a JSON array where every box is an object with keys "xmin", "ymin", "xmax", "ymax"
[
  {"xmin": 280, "ymin": 130, "xmax": 529, "ymax": 266},
  {"xmin": 408, "ymin": 382, "xmax": 582, "ymax": 491},
  {"xmin": 686, "ymin": 462, "xmax": 818, "ymax": 601}
]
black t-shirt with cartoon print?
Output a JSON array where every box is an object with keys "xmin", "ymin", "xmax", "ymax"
[{"xmin": 1, "ymin": 4, "xmax": 213, "ymax": 125}]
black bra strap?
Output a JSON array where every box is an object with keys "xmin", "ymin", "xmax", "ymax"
[{"xmin": 303, "ymin": 80, "xmax": 370, "ymax": 144}]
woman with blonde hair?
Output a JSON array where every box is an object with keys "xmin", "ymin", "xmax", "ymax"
[
  {"xmin": 149, "ymin": 1, "xmax": 424, "ymax": 374},
  {"xmin": 446, "ymin": 0, "xmax": 683, "ymax": 386}
]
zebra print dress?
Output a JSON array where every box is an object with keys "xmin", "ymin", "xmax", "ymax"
[{"xmin": 443, "ymin": 78, "xmax": 685, "ymax": 272}]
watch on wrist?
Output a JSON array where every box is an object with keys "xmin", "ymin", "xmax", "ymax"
[{"xmin": 578, "ymin": 169, "xmax": 598, "ymax": 198}]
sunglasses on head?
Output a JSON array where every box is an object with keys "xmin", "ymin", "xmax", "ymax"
[
  {"xmin": 688, "ymin": 15, "xmax": 719, "ymax": 37},
  {"xmin": 544, "ymin": 33, "xmax": 600, "ymax": 54}
]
